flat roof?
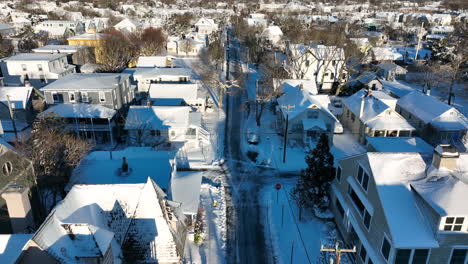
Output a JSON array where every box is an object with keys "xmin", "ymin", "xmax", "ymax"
[{"xmin": 2, "ymin": 53, "xmax": 67, "ymax": 61}]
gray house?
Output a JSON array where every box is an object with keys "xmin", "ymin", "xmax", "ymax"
[
  {"xmin": 330, "ymin": 146, "xmax": 468, "ymax": 264},
  {"xmin": 396, "ymin": 91, "xmax": 468, "ymax": 150},
  {"xmin": 40, "ymin": 73, "xmax": 134, "ymax": 145}
]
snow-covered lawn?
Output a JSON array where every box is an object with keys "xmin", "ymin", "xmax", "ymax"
[{"xmin": 261, "ymin": 182, "xmax": 352, "ymax": 264}]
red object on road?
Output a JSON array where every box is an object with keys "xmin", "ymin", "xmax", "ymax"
[{"xmin": 275, "ymin": 183, "xmax": 281, "ymax": 190}]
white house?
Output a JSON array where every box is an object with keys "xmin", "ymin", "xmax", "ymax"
[
  {"xmin": 123, "ymin": 66, "xmax": 192, "ymax": 94},
  {"xmin": 244, "ymin": 13, "xmax": 268, "ymax": 27},
  {"xmin": 194, "ymin": 18, "xmax": 218, "ymax": 35},
  {"xmin": 114, "ymin": 18, "xmax": 142, "ymax": 33},
  {"xmin": 125, "ymin": 106, "xmax": 203, "ymax": 146},
  {"xmin": 0, "ymin": 53, "xmax": 76, "ymax": 88},
  {"xmin": 34, "ymin": 20, "xmax": 85, "ymax": 38},
  {"xmin": 17, "ymin": 178, "xmax": 185, "ymax": 264},
  {"xmin": 136, "ymin": 55, "xmax": 177, "ymax": 68},
  {"xmin": 148, "ymin": 82, "xmax": 206, "ymax": 111},
  {"xmin": 260, "ymin": 25, "xmax": 283, "ymax": 45},
  {"xmin": 377, "ymin": 62, "xmax": 408, "ymax": 81},
  {"xmin": 288, "ymin": 44, "xmax": 346, "ymax": 92},
  {"xmin": 276, "ymin": 79, "xmax": 343, "ymax": 147},
  {"xmin": 341, "ymin": 89, "xmax": 416, "ymax": 144},
  {"xmin": 167, "ymin": 36, "xmax": 206, "ymax": 56}
]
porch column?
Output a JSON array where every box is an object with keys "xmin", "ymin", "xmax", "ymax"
[
  {"xmin": 108, "ymin": 118, "xmax": 114, "ymax": 146},
  {"xmin": 90, "ymin": 118, "xmax": 96, "ymax": 144}
]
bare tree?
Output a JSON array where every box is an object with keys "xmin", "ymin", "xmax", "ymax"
[
  {"xmin": 0, "ymin": 33, "xmax": 13, "ymax": 58},
  {"xmin": 97, "ymin": 29, "xmax": 140, "ymax": 72},
  {"xmin": 205, "ymin": 30, "xmax": 225, "ymax": 70},
  {"xmin": 139, "ymin": 27, "xmax": 167, "ymax": 56},
  {"xmin": 16, "ymin": 114, "xmax": 92, "ymax": 212},
  {"xmin": 179, "ymin": 38, "xmax": 194, "ymax": 55}
]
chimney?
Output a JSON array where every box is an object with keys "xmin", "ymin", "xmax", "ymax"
[
  {"xmin": 432, "ymin": 144, "xmax": 459, "ymax": 170},
  {"xmin": 1, "ymin": 185, "xmax": 35, "ymax": 233},
  {"xmin": 122, "ymin": 157, "xmax": 128, "ymax": 173},
  {"xmin": 24, "ymin": 80, "xmax": 31, "ymax": 87},
  {"xmin": 359, "ymin": 97, "xmax": 365, "ymax": 118}
]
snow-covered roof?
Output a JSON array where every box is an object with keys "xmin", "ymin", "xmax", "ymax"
[
  {"xmin": 363, "ymin": 152, "xmax": 439, "ymax": 248},
  {"xmin": 398, "ymin": 91, "xmax": 468, "ymax": 128},
  {"xmin": 114, "ymin": 18, "xmax": 141, "ymax": 29},
  {"xmin": 136, "ymin": 56, "xmax": 176, "ymax": 68},
  {"xmin": 367, "ymin": 137, "xmax": 433, "ymax": 153},
  {"xmin": 68, "ymin": 147, "xmax": 176, "ymax": 190},
  {"xmin": 377, "ymin": 61, "xmax": 406, "ymax": 72},
  {"xmin": 67, "ymin": 32, "xmax": 107, "ymax": 40},
  {"xmin": 411, "ymin": 156, "xmax": 468, "ymax": 216},
  {"xmin": 33, "ymin": 45, "xmax": 84, "ymax": 53},
  {"xmin": 125, "ymin": 106, "xmax": 191, "ymax": 130},
  {"xmin": 33, "ymin": 178, "xmax": 181, "ymax": 263},
  {"xmin": 169, "ymin": 171, "xmax": 203, "ymax": 215},
  {"xmin": 356, "ymin": 71, "xmax": 380, "ymax": 85},
  {"xmin": 148, "ymin": 83, "xmax": 199, "ymax": 101},
  {"xmin": 41, "ymin": 73, "xmax": 129, "ymax": 91},
  {"xmin": 1, "ymin": 53, "xmax": 67, "ymax": 62},
  {"xmin": 277, "ymin": 82, "xmax": 335, "ymax": 121},
  {"xmin": 42, "ymin": 103, "xmax": 116, "ymax": 119},
  {"xmin": 126, "ymin": 67, "xmax": 192, "ymax": 79},
  {"xmin": 344, "ymin": 89, "xmax": 389, "ymax": 123},
  {"xmin": 0, "ymin": 86, "xmax": 32, "ymax": 109},
  {"xmin": 0, "ymin": 234, "xmax": 33, "ymax": 263},
  {"xmin": 370, "ymin": 47, "xmax": 404, "ymax": 61},
  {"xmin": 277, "ymin": 79, "xmax": 318, "ymax": 95},
  {"xmin": 261, "ymin": 25, "xmax": 283, "ymax": 37},
  {"xmin": 382, "ymin": 80, "xmax": 415, "ymax": 98}
]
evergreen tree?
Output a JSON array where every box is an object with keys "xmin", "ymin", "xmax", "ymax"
[{"xmin": 291, "ymin": 133, "xmax": 336, "ymax": 215}]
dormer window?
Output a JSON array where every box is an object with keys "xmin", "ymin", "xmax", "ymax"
[
  {"xmin": 357, "ymin": 165, "xmax": 369, "ymax": 191},
  {"xmin": 443, "ymin": 217, "xmax": 465, "ymax": 232}
]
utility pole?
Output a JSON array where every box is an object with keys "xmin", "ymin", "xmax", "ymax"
[
  {"xmin": 414, "ymin": 22, "xmax": 424, "ymax": 61},
  {"xmin": 6, "ymin": 95, "xmax": 18, "ymax": 141},
  {"xmin": 281, "ymin": 104, "xmax": 295, "ymax": 163},
  {"xmin": 320, "ymin": 242, "xmax": 356, "ymax": 264}
]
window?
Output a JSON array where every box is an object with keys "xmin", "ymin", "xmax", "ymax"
[
  {"xmin": 330, "ymin": 72, "xmax": 335, "ymax": 79},
  {"xmin": 332, "ymin": 60, "xmax": 336, "ymax": 66},
  {"xmin": 395, "ymin": 249, "xmax": 411, "ymax": 264},
  {"xmin": 21, "ymin": 64, "xmax": 27, "ymax": 71},
  {"xmin": 381, "ymin": 236, "xmax": 391, "ymax": 260},
  {"xmin": 2, "ymin": 162, "xmax": 13, "ymax": 175},
  {"xmin": 399, "ymin": 130, "xmax": 411, "ymax": 137},
  {"xmin": 444, "ymin": 217, "xmax": 464, "ymax": 231},
  {"xmin": 37, "ymin": 64, "xmax": 43, "ymax": 71},
  {"xmin": 307, "ymin": 110, "xmax": 319, "ymax": 119},
  {"xmin": 69, "ymin": 93, "xmax": 75, "ymax": 102},
  {"xmin": 412, "ymin": 249, "xmax": 429, "ymax": 264},
  {"xmin": 336, "ymin": 166, "xmax": 342, "ymax": 182},
  {"xmin": 81, "ymin": 92, "xmax": 88, "ymax": 103},
  {"xmin": 351, "ymin": 113, "xmax": 355, "ymax": 122},
  {"xmin": 359, "ymin": 244, "xmax": 367, "ymax": 262},
  {"xmin": 171, "ymin": 131, "xmax": 176, "ymax": 137},
  {"xmin": 52, "ymin": 93, "xmax": 63, "ymax": 103},
  {"xmin": 335, "ymin": 198, "xmax": 344, "ymax": 217},
  {"xmin": 348, "ymin": 186, "xmax": 365, "ymax": 215},
  {"xmin": 305, "ymin": 60, "xmax": 310, "ymax": 67},
  {"xmin": 357, "ymin": 166, "xmax": 369, "ymax": 191},
  {"xmin": 450, "ymin": 249, "xmax": 467, "ymax": 264},
  {"xmin": 99, "ymin": 91, "xmax": 106, "ymax": 102},
  {"xmin": 374, "ymin": 130, "xmax": 386, "ymax": 137},
  {"xmin": 363, "ymin": 211, "xmax": 371, "ymax": 229},
  {"xmin": 40, "ymin": 75, "xmax": 45, "ymax": 83}
]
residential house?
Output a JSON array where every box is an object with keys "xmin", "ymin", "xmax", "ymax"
[
  {"xmin": 125, "ymin": 106, "xmax": 204, "ymax": 147},
  {"xmin": 32, "ymin": 45, "xmax": 88, "ymax": 65},
  {"xmin": 194, "ymin": 18, "xmax": 218, "ymax": 35},
  {"xmin": 136, "ymin": 55, "xmax": 177, "ymax": 68},
  {"xmin": 396, "ymin": 91, "xmax": 468, "ymax": 149},
  {"xmin": 34, "ymin": 20, "xmax": 85, "ymax": 38},
  {"xmin": 124, "ymin": 66, "xmax": 192, "ymax": 94},
  {"xmin": 0, "ymin": 86, "xmax": 34, "ymax": 142},
  {"xmin": 260, "ymin": 25, "xmax": 283, "ymax": 45},
  {"xmin": 0, "ymin": 143, "xmax": 37, "ymax": 234},
  {"xmin": 83, "ymin": 18, "xmax": 109, "ymax": 33},
  {"xmin": 330, "ymin": 147, "xmax": 468, "ymax": 264},
  {"xmin": 369, "ymin": 47, "xmax": 404, "ymax": 62},
  {"xmin": 40, "ymin": 73, "xmax": 134, "ymax": 145},
  {"xmin": 377, "ymin": 62, "xmax": 407, "ymax": 81},
  {"xmin": 16, "ymin": 178, "xmax": 186, "ymax": 264},
  {"xmin": 245, "ymin": 13, "xmax": 268, "ymax": 27},
  {"xmin": 341, "ymin": 89, "xmax": 416, "ymax": 144},
  {"xmin": 114, "ymin": 18, "xmax": 142, "ymax": 33},
  {"xmin": 0, "ymin": 53, "xmax": 76, "ymax": 88},
  {"xmin": 430, "ymin": 14, "xmax": 452, "ymax": 26},
  {"xmin": 352, "ymin": 72, "xmax": 384, "ymax": 90},
  {"xmin": 167, "ymin": 36, "xmax": 206, "ymax": 56},
  {"xmin": 148, "ymin": 82, "xmax": 206, "ymax": 112},
  {"xmin": 67, "ymin": 32, "xmax": 108, "ymax": 63},
  {"xmin": 276, "ymin": 79, "xmax": 343, "ymax": 147},
  {"xmin": 288, "ymin": 44, "xmax": 346, "ymax": 93}
]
